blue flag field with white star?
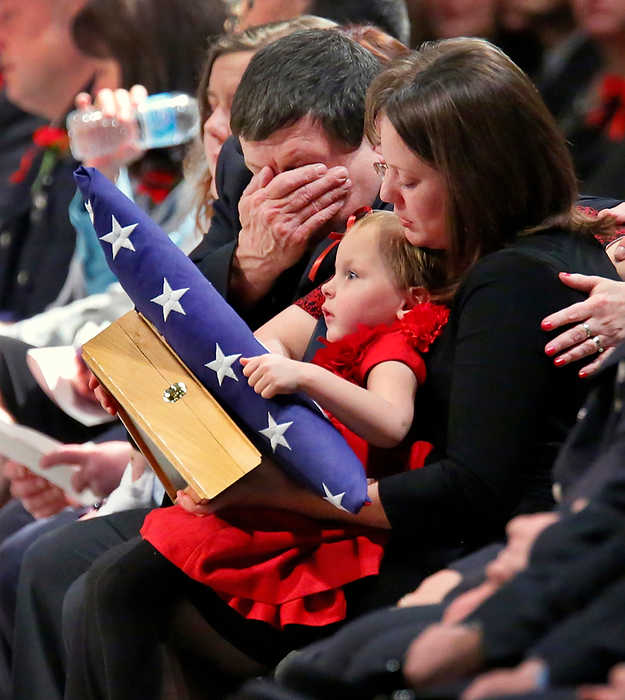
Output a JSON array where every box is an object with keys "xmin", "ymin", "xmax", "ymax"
[{"xmin": 75, "ymin": 166, "xmax": 368, "ymax": 512}]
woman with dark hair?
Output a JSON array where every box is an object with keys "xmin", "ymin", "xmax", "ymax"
[{"xmin": 59, "ymin": 36, "xmax": 621, "ymax": 700}]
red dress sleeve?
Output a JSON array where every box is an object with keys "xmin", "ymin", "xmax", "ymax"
[{"xmin": 357, "ymin": 329, "xmax": 427, "ymax": 386}]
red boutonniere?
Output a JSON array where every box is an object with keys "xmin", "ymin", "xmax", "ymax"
[
  {"xmin": 32, "ymin": 126, "xmax": 70, "ymax": 153},
  {"xmin": 10, "ymin": 125, "xmax": 71, "ymax": 186}
]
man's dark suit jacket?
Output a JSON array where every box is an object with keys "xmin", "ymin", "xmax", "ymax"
[
  {"xmin": 0, "ymin": 93, "xmax": 44, "ymax": 219},
  {"xmin": 0, "ymin": 95, "xmax": 78, "ymax": 320}
]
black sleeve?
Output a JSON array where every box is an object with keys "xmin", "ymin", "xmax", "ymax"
[
  {"xmin": 465, "ymin": 499, "xmax": 625, "ymax": 667},
  {"xmin": 190, "ymin": 238, "xmax": 237, "ymax": 298},
  {"xmin": 378, "ymin": 252, "xmax": 591, "ymax": 544},
  {"xmin": 527, "ymin": 578, "xmax": 625, "ymax": 685},
  {"xmin": 530, "ymin": 572, "xmax": 625, "ymax": 685},
  {"xmin": 577, "ymin": 195, "xmax": 623, "ymax": 211}
]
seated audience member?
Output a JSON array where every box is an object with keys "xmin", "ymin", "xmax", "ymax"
[
  {"xmin": 419, "ymin": 0, "xmax": 542, "ymax": 75},
  {"xmin": 397, "ymin": 345, "xmax": 625, "ymax": 698},
  {"xmin": 17, "ymin": 35, "xmax": 620, "ymax": 699},
  {"xmin": 190, "ymin": 29, "xmax": 385, "ymax": 328},
  {"xmin": 0, "ymin": 0, "xmax": 119, "ymax": 320}
]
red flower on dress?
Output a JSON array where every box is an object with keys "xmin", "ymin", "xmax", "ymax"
[{"xmin": 313, "ymin": 302, "xmax": 450, "ymax": 383}]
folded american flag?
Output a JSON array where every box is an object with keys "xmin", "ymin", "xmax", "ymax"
[{"xmin": 74, "ymin": 166, "xmax": 368, "ymax": 512}]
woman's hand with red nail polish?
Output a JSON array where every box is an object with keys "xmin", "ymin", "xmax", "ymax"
[{"xmin": 540, "ymin": 273, "xmax": 625, "ymax": 376}]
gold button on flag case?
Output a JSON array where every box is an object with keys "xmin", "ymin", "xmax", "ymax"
[{"xmin": 81, "ymin": 310, "xmax": 262, "ymax": 502}]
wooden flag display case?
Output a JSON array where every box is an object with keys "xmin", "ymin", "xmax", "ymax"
[{"xmin": 81, "ymin": 311, "xmax": 262, "ymax": 501}]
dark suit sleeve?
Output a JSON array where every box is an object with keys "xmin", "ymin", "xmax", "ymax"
[
  {"xmin": 530, "ymin": 572, "xmax": 625, "ymax": 685},
  {"xmin": 577, "ymin": 195, "xmax": 623, "ymax": 211},
  {"xmin": 465, "ymin": 496, "xmax": 625, "ymax": 667},
  {"xmin": 378, "ymin": 252, "xmax": 596, "ymax": 544}
]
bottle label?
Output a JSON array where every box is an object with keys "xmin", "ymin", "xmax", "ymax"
[{"xmin": 139, "ymin": 93, "xmax": 178, "ymax": 148}]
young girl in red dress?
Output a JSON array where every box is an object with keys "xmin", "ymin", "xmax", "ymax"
[{"xmin": 140, "ymin": 209, "xmax": 449, "ymax": 629}]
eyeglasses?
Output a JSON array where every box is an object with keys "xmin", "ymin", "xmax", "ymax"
[{"xmin": 373, "ymin": 161, "xmax": 388, "ymax": 178}]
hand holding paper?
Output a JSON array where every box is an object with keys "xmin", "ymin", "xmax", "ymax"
[
  {"xmin": 0, "ymin": 419, "xmax": 98, "ymax": 506},
  {"xmin": 5, "ymin": 460, "xmax": 71, "ymax": 519}
]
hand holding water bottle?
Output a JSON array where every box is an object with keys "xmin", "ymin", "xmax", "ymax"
[
  {"xmin": 68, "ymin": 85, "xmax": 199, "ymax": 181},
  {"xmin": 69, "ymin": 85, "xmax": 149, "ymax": 181}
]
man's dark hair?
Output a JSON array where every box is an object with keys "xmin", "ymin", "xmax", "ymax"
[
  {"xmin": 310, "ymin": 0, "xmax": 410, "ymax": 45},
  {"xmin": 231, "ymin": 29, "xmax": 380, "ymax": 148}
]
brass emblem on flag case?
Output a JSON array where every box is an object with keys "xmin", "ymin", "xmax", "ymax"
[{"xmin": 163, "ymin": 382, "xmax": 187, "ymax": 403}]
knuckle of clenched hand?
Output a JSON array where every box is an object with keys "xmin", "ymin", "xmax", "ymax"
[
  {"xmin": 264, "ymin": 206, "xmax": 279, "ymax": 226},
  {"xmin": 275, "ymin": 221, "xmax": 294, "ymax": 240}
]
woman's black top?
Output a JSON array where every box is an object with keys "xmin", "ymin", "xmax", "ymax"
[{"xmin": 379, "ymin": 228, "xmax": 618, "ymax": 552}]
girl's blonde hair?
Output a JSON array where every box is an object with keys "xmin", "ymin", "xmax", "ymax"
[{"xmin": 347, "ymin": 210, "xmax": 449, "ymax": 299}]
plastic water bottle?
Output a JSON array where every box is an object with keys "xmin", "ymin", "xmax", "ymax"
[{"xmin": 66, "ymin": 92, "xmax": 200, "ymax": 161}]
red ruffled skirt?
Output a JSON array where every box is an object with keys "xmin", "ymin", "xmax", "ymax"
[
  {"xmin": 141, "ymin": 437, "xmax": 432, "ymax": 629},
  {"xmin": 141, "ymin": 505, "xmax": 387, "ymax": 629}
]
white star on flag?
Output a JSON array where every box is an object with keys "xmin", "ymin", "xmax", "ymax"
[
  {"xmin": 85, "ymin": 200, "xmax": 95, "ymax": 224},
  {"xmin": 205, "ymin": 343, "xmax": 241, "ymax": 386},
  {"xmin": 259, "ymin": 412, "xmax": 293, "ymax": 452},
  {"xmin": 99, "ymin": 214, "xmax": 138, "ymax": 259},
  {"xmin": 322, "ymin": 482, "xmax": 348, "ymax": 511},
  {"xmin": 150, "ymin": 277, "xmax": 189, "ymax": 321}
]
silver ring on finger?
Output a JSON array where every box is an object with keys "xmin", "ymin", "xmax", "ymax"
[
  {"xmin": 592, "ymin": 335, "xmax": 605, "ymax": 354},
  {"xmin": 582, "ymin": 322, "xmax": 592, "ymax": 340}
]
